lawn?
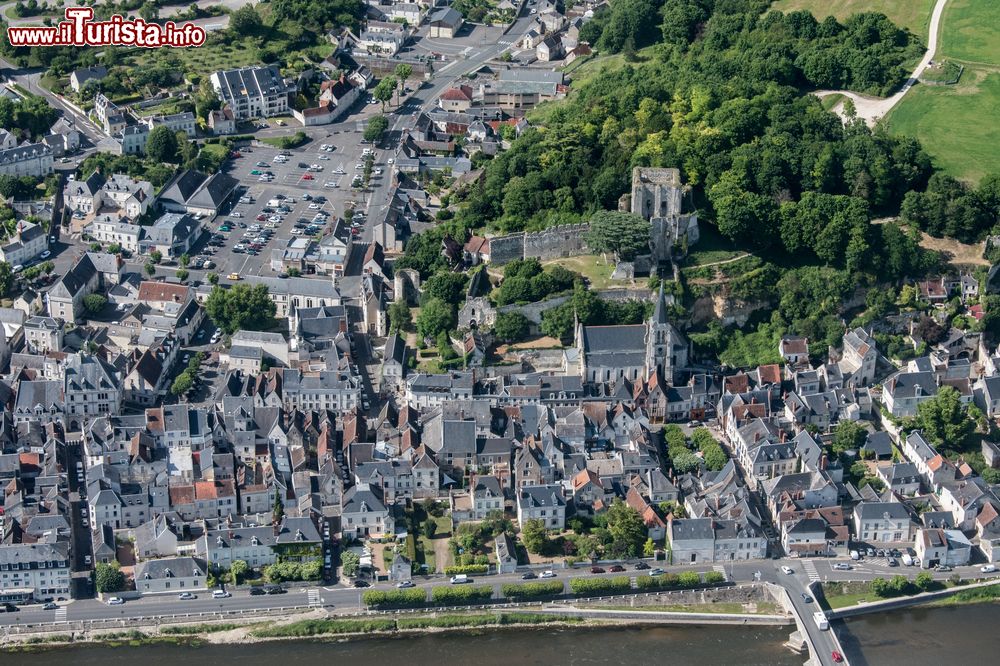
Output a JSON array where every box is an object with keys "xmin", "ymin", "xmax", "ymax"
[
  {"xmin": 885, "ymin": 65, "xmax": 1000, "ymax": 183},
  {"xmin": 769, "ymin": 0, "xmax": 936, "ymax": 37},
  {"xmin": 541, "ymin": 254, "xmax": 619, "ymax": 290},
  {"xmin": 819, "ymin": 581, "xmax": 874, "ymax": 609},
  {"xmin": 583, "ymin": 601, "xmax": 783, "ymax": 614},
  {"xmin": 683, "ymin": 224, "xmax": 745, "ymax": 267},
  {"xmin": 938, "ymin": 0, "xmax": 1000, "ymax": 65}
]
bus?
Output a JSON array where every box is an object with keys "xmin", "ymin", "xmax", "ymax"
[{"xmin": 813, "ymin": 611, "xmax": 829, "ymax": 631}]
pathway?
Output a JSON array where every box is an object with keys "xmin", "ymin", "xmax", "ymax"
[{"xmin": 815, "ymin": 0, "xmax": 949, "ymax": 127}]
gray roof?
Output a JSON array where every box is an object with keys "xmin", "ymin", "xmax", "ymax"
[
  {"xmin": 670, "ymin": 518, "xmax": 714, "ymax": 541},
  {"xmin": 887, "ymin": 371, "xmax": 938, "ymax": 399},
  {"xmin": 855, "ymin": 502, "xmax": 910, "ymax": 521},
  {"xmin": 135, "ymin": 556, "xmax": 206, "ymax": 580},
  {"xmin": 0, "ymin": 542, "xmax": 69, "ymax": 567},
  {"xmin": 517, "ymin": 484, "xmax": 564, "ymax": 509},
  {"xmin": 582, "ymin": 324, "xmax": 646, "ymax": 368}
]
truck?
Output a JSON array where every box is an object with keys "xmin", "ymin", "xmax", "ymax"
[
  {"xmin": 813, "ymin": 611, "xmax": 829, "ymax": 631},
  {"xmin": 902, "ymin": 553, "xmax": 914, "ymax": 566}
]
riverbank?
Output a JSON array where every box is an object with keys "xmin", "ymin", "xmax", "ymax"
[
  {"xmin": 821, "ymin": 578, "xmax": 1000, "ymax": 618},
  {"xmin": 0, "ymin": 600, "xmax": 792, "ymax": 653}
]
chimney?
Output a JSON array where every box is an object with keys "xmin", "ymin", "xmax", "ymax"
[{"xmin": 820, "ymin": 454, "xmax": 827, "ymax": 471}]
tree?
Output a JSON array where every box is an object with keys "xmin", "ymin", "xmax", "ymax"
[
  {"xmin": 914, "ymin": 571, "xmax": 934, "ymax": 591},
  {"xmin": 146, "ymin": 125, "xmax": 180, "ymax": 163},
  {"xmin": 521, "ymin": 518, "xmax": 549, "ymax": 554},
  {"xmin": 388, "ymin": 300, "xmax": 412, "ymax": 333},
  {"xmin": 144, "ymin": 262, "xmax": 156, "ymax": 278},
  {"xmin": 207, "ymin": 272, "xmax": 219, "ymax": 285},
  {"xmin": 341, "ymin": 550, "xmax": 360, "ymax": 577},
  {"xmin": 229, "ymin": 4, "xmax": 261, "ymax": 34},
  {"xmin": 205, "ymin": 283, "xmax": 277, "ymax": 334},
  {"xmin": 394, "ymin": 63, "xmax": 412, "ymax": 85},
  {"xmin": 606, "ymin": 499, "xmax": 647, "ymax": 557},
  {"xmin": 364, "ymin": 114, "xmax": 389, "ymax": 144},
  {"xmin": 494, "ymin": 311, "xmax": 530, "ymax": 342},
  {"xmin": 0, "ymin": 261, "xmax": 12, "ymax": 296},
  {"xmin": 584, "ymin": 210, "xmax": 651, "ymax": 261},
  {"xmin": 171, "ymin": 372, "xmax": 193, "ymax": 396},
  {"xmin": 424, "ymin": 272, "xmax": 468, "ymax": 304},
  {"xmin": 176, "ymin": 269, "xmax": 190, "ymax": 282},
  {"xmin": 423, "ymin": 519, "xmax": 437, "ymax": 539},
  {"xmin": 914, "ymin": 386, "xmax": 975, "ymax": 452},
  {"xmin": 372, "ymin": 76, "xmax": 396, "ymax": 112},
  {"xmin": 643, "ymin": 537, "xmax": 656, "ymax": 558},
  {"xmin": 95, "ymin": 562, "xmax": 125, "ymax": 593},
  {"xmin": 229, "ymin": 559, "xmax": 249, "ymax": 585},
  {"xmin": 702, "ymin": 443, "xmax": 727, "ymax": 471},
  {"xmin": 83, "ymin": 293, "xmax": 107, "ymax": 314},
  {"xmin": 179, "ymin": 253, "xmax": 190, "ymax": 267},
  {"xmin": 832, "ymin": 420, "xmax": 867, "ymax": 455},
  {"xmin": 150, "ymin": 250, "xmax": 163, "ymax": 264},
  {"xmin": 415, "ymin": 297, "xmax": 455, "ymax": 340},
  {"xmin": 273, "ymin": 491, "xmax": 284, "ymax": 522},
  {"xmin": 672, "ymin": 450, "xmax": 701, "ymax": 474}
]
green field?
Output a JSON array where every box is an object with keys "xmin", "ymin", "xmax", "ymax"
[
  {"xmin": 938, "ymin": 0, "xmax": 1000, "ymax": 65},
  {"xmin": 885, "ymin": 0, "xmax": 1000, "ymax": 183},
  {"xmin": 769, "ymin": 0, "xmax": 936, "ymax": 37}
]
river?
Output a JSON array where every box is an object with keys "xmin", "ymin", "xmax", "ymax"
[
  {"xmin": 840, "ymin": 601, "xmax": 1000, "ymax": 666},
  {"xmin": 4, "ymin": 625, "xmax": 800, "ymax": 666}
]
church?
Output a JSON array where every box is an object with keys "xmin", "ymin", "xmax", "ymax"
[{"xmin": 566, "ymin": 285, "xmax": 688, "ymax": 386}]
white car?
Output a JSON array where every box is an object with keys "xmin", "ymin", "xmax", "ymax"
[
  {"xmin": 309, "ymin": 203, "xmax": 321, "ymax": 210},
  {"xmin": 319, "ymin": 155, "xmax": 330, "ymax": 160},
  {"xmin": 311, "ymin": 164, "xmax": 321, "ymax": 170},
  {"xmin": 324, "ymin": 146, "xmax": 334, "ymax": 152},
  {"xmin": 212, "ymin": 590, "xmax": 232, "ymax": 599},
  {"xmin": 781, "ymin": 566, "xmax": 794, "ymax": 575},
  {"xmin": 540, "ymin": 570, "xmax": 556, "ymax": 578},
  {"xmin": 231, "ymin": 212, "xmax": 243, "ymax": 218},
  {"xmin": 373, "ymin": 168, "xmax": 383, "ymax": 175},
  {"xmin": 395, "ymin": 581, "xmax": 416, "ymax": 589},
  {"xmin": 982, "ymin": 565, "xmax": 998, "ymax": 573},
  {"xmin": 40, "ymin": 250, "xmax": 51, "ymax": 259},
  {"xmin": 333, "ymin": 167, "xmax": 345, "ymax": 174},
  {"xmin": 178, "ymin": 592, "xmax": 196, "ymax": 600},
  {"xmin": 355, "ymin": 163, "xmax": 364, "ymax": 170},
  {"xmin": 387, "ymin": 158, "xmax": 394, "ymax": 165},
  {"xmin": 106, "ymin": 597, "xmax": 125, "ymax": 605},
  {"xmin": 324, "ymin": 181, "xmax": 337, "ymax": 188}
]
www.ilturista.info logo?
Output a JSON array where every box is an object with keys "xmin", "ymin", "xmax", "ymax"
[{"xmin": 7, "ymin": 7, "xmax": 206, "ymax": 47}]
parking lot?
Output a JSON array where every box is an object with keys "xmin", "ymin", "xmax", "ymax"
[{"xmin": 142, "ymin": 140, "xmax": 389, "ymax": 284}]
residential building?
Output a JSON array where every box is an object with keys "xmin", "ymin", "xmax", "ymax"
[
  {"xmin": 516, "ymin": 484, "xmax": 566, "ymax": 529},
  {"xmin": 0, "ymin": 543, "xmax": 71, "ymax": 602},
  {"xmin": 0, "ymin": 142, "xmax": 53, "ymax": 178},
  {"xmin": 139, "ymin": 213, "xmax": 201, "ymax": 258},
  {"xmin": 0, "ymin": 221, "xmax": 47, "ymax": 267},
  {"xmin": 853, "ymin": 502, "xmax": 914, "ymax": 546},
  {"xmin": 210, "ymin": 66, "xmax": 296, "ymax": 120},
  {"xmin": 135, "ymin": 556, "xmax": 207, "ymax": 594}
]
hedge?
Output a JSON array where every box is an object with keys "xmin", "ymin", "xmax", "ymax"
[
  {"xmin": 703, "ymin": 571, "xmax": 725, "ymax": 585},
  {"xmin": 444, "ymin": 564, "xmax": 489, "ymax": 575},
  {"xmin": 251, "ymin": 618, "xmax": 396, "ymax": 637},
  {"xmin": 635, "ymin": 573, "xmax": 680, "ymax": 590},
  {"xmin": 569, "ymin": 576, "xmax": 631, "ymax": 596},
  {"xmin": 430, "ymin": 585, "xmax": 495, "ymax": 605},
  {"xmin": 501, "ymin": 581, "xmax": 565, "ymax": 600},
  {"xmin": 678, "ymin": 571, "xmax": 702, "ymax": 588},
  {"xmin": 362, "ymin": 588, "xmax": 428, "ymax": 608}
]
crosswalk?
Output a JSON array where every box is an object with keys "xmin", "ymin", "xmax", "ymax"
[
  {"xmin": 307, "ymin": 588, "xmax": 321, "ymax": 607},
  {"xmin": 498, "ymin": 38, "xmax": 517, "ymax": 47},
  {"xmin": 54, "ymin": 606, "xmax": 67, "ymax": 621},
  {"xmin": 712, "ymin": 565, "xmax": 728, "ymax": 581},
  {"xmin": 802, "ymin": 559, "xmax": 820, "ymax": 582}
]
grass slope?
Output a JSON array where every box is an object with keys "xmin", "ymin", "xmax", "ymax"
[
  {"xmin": 885, "ymin": 0, "xmax": 1000, "ymax": 183},
  {"xmin": 768, "ymin": 0, "xmax": 936, "ymax": 37}
]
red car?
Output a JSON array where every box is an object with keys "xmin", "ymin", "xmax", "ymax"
[
  {"xmin": 590, "ymin": 566, "xmax": 606, "ymax": 574},
  {"xmin": 831, "ymin": 651, "xmax": 844, "ymax": 663},
  {"xmin": 302, "ymin": 174, "xmax": 314, "ymax": 180},
  {"xmin": 609, "ymin": 565, "xmax": 625, "ymax": 573},
  {"xmin": 256, "ymin": 214, "xmax": 267, "ymax": 221}
]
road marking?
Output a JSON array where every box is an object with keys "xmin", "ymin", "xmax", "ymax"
[
  {"xmin": 307, "ymin": 588, "xmax": 321, "ymax": 606},
  {"xmin": 802, "ymin": 559, "xmax": 820, "ymax": 582},
  {"xmin": 712, "ymin": 565, "xmax": 728, "ymax": 581},
  {"xmin": 54, "ymin": 607, "xmax": 67, "ymax": 621}
]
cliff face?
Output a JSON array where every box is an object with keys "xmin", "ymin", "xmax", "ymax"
[{"xmin": 689, "ymin": 293, "xmax": 774, "ymax": 328}]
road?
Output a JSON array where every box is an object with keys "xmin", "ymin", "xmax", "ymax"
[{"xmin": 816, "ymin": 0, "xmax": 950, "ymax": 127}]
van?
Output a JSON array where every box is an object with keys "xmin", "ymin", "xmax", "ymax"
[
  {"xmin": 850, "ymin": 550, "xmax": 860, "ymax": 561},
  {"xmin": 449, "ymin": 574, "xmax": 469, "ymax": 584},
  {"xmin": 212, "ymin": 589, "xmax": 231, "ymax": 599},
  {"xmin": 267, "ymin": 199, "xmax": 281, "ymax": 207},
  {"xmin": 902, "ymin": 554, "xmax": 914, "ymax": 566},
  {"xmin": 813, "ymin": 612, "xmax": 829, "ymax": 631}
]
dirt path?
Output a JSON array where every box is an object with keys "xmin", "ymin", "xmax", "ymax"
[
  {"xmin": 871, "ymin": 216, "xmax": 988, "ymax": 266},
  {"xmin": 431, "ymin": 536, "xmax": 451, "ymax": 573},
  {"xmin": 815, "ymin": 0, "xmax": 949, "ymax": 127}
]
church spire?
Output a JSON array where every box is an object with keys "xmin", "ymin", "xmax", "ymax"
[{"xmin": 652, "ymin": 281, "xmax": 669, "ymax": 324}]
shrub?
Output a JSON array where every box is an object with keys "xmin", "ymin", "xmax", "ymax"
[
  {"xmin": 569, "ymin": 576, "xmax": 631, "ymax": 596},
  {"xmin": 703, "ymin": 571, "xmax": 726, "ymax": 585},
  {"xmin": 677, "ymin": 571, "xmax": 701, "ymax": 588},
  {"xmin": 362, "ymin": 588, "xmax": 427, "ymax": 608},
  {"xmin": 430, "ymin": 585, "xmax": 495, "ymax": 605},
  {"xmin": 251, "ymin": 618, "xmax": 396, "ymax": 637},
  {"xmin": 635, "ymin": 573, "xmax": 679, "ymax": 590},
  {"xmin": 501, "ymin": 581, "xmax": 565, "ymax": 600},
  {"xmin": 444, "ymin": 564, "xmax": 489, "ymax": 575}
]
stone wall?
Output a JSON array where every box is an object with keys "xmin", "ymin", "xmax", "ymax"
[{"xmin": 489, "ymin": 223, "xmax": 591, "ymax": 265}]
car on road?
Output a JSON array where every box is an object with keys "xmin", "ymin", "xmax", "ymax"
[
  {"xmin": 649, "ymin": 568, "xmax": 665, "ymax": 576},
  {"xmin": 106, "ymin": 597, "xmax": 125, "ymax": 605},
  {"xmin": 781, "ymin": 566, "xmax": 794, "ymax": 574},
  {"xmin": 42, "ymin": 602, "xmax": 58, "ymax": 610},
  {"xmin": 212, "ymin": 590, "xmax": 232, "ymax": 599},
  {"xmin": 450, "ymin": 574, "xmax": 471, "ymax": 584},
  {"xmin": 982, "ymin": 564, "xmax": 998, "ymax": 573},
  {"xmin": 609, "ymin": 565, "xmax": 626, "ymax": 573},
  {"xmin": 520, "ymin": 572, "xmax": 537, "ymax": 580},
  {"xmin": 1, "ymin": 603, "xmax": 19, "ymax": 612},
  {"xmin": 800, "ymin": 593, "xmax": 812, "ymax": 603},
  {"xmin": 353, "ymin": 580, "xmax": 370, "ymax": 588},
  {"xmin": 249, "ymin": 587, "xmax": 266, "ymax": 596},
  {"xmin": 40, "ymin": 250, "xmax": 51, "ymax": 259},
  {"xmin": 831, "ymin": 651, "xmax": 844, "ymax": 663},
  {"xmin": 264, "ymin": 586, "xmax": 286, "ymax": 595},
  {"xmin": 178, "ymin": 592, "xmax": 197, "ymax": 600},
  {"xmin": 833, "ymin": 563, "xmax": 852, "ymax": 571},
  {"xmin": 84, "ymin": 555, "xmax": 92, "ymax": 566},
  {"xmin": 387, "ymin": 158, "xmax": 394, "ymax": 165},
  {"xmin": 590, "ymin": 566, "xmax": 606, "ymax": 574},
  {"xmin": 935, "ymin": 565, "xmax": 952, "ymax": 572},
  {"xmin": 395, "ymin": 581, "xmax": 416, "ymax": 589},
  {"xmin": 634, "ymin": 562, "xmax": 650, "ymax": 570}
]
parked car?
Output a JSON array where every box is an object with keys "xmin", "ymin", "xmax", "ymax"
[
  {"xmin": 590, "ymin": 566, "xmax": 606, "ymax": 574},
  {"xmin": 450, "ymin": 574, "xmax": 471, "ymax": 584},
  {"xmin": 353, "ymin": 580, "xmax": 370, "ymax": 588},
  {"xmin": 832, "ymin": 650, "xmax": 844, "ymax": 663},
  {"xmin": 520, "ymin": 572, "xmax": 537, "ymax": 580},
  {"xmin": 249, "ymin": 587, "xmax": 266, "ymax": 596},
  {"xmin": 887, "ymin": 557, "xmax": 898, "ymax": 567},
  {"xmin": 395, "ymin": 581, "xmax": 416, "ymax": 589},
  {"xmin": 212, "ymin": 590, "xmax": 232, "ymax": 599},
  {"xmin": 42, "ymin": 602, "xmax": 58, "ymax": 610},
  {"xmin": 982, "ymin": 564, "xmax": 998, "ymax": 573},
  {"xmin": 935, "ymin": 565, "xmax": 953, "ymax": 572},
  {"xmin": 264, "ymin": 586, "xmax": 286, "ymax": 595},
  {"xmin": 634, "ymin": 562, "xmax": 650, "ymax": 570},
  {"xmin": 540, "ymin": 570, "xmax": 556, "ymax": 578},
  {"xmin": 178, "ymin": 592, "xmax": 196, "ymax": 600},
  {"xmin": 609, "ymin": 565, "xmax": 626, "ymax": 573},
  {"xmin": 106, "ymin": 597, "xmax": 125, "ymax": 605}
]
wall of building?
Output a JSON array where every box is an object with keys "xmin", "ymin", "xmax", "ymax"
[{"xmin": 489, "ymin": 223, "xmax": 590, "ymax": 265}]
